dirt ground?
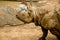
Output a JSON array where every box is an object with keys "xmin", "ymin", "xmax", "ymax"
[{"xmin": 0, "ymin": 1, "xmax": 58, "ymax": 40}]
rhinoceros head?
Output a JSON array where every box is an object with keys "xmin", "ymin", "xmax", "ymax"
[{"xmin": 16, "ymin": 10, "xmax": 34, "ymax": 23}]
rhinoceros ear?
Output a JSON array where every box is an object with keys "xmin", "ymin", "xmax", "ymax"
[{"xmin": 28, "ymin": 10, "xmax": 33, "ymax": 16}]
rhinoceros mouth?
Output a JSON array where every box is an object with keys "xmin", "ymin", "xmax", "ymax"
[{"xmin": 16, "ymin": 15, "xmax": 25, "ymax": 22}]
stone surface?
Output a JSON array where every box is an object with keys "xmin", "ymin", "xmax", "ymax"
[
  {"xmin": 0, "ymin": 6, "xmax": 24, "ymax": 26},
  {"xmin": 0, "ymin": 23, "xmax": 58, "ymax": 40}
]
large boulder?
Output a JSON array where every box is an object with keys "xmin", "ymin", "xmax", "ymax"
[{"xmin": 0, "ymin": 6, "xmax": 24, "ymax": 26}]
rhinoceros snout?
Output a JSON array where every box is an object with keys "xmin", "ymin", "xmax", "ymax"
[
  {"xmin": 16, "ymin": 15, "xmax": 19, "ymax": 19},
  {"xmin": 16, "ymin": 15, "xmax": 19, "ymax": 18}
]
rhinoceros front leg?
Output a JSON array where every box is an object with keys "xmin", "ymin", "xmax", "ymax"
[{"xmin": 39, "ymin": 27, "xmax": 48, "ymax": 40}]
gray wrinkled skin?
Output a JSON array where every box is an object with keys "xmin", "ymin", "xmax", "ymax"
[
  {"xmin": 0, "ymin": 6, "xmax": 24, "ymax": 27},
  {"xmin": 16, "ymin": 2, "xmax": 60, "ymax": 40}
]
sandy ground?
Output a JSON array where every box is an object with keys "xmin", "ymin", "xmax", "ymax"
[{"xmin": 0, "ymin": 1, "xmax": 58, "ymax": 40}]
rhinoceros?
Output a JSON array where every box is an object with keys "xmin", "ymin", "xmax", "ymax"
[{"xmin": 16, "ymin": 2, "xmax": 60, "ymax": 40}]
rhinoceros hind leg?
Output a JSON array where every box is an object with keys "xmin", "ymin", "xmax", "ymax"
[
  {"xmin": 57, "ymin": 37, "xmax": 60, "ymax": 40},
  {"xmin": 39, "ymin": 37, "xmax": 46, "ymax": 40},
  {"xmin": 50, "ymin": 28, "xmax": 60, "ymax": 40}
]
